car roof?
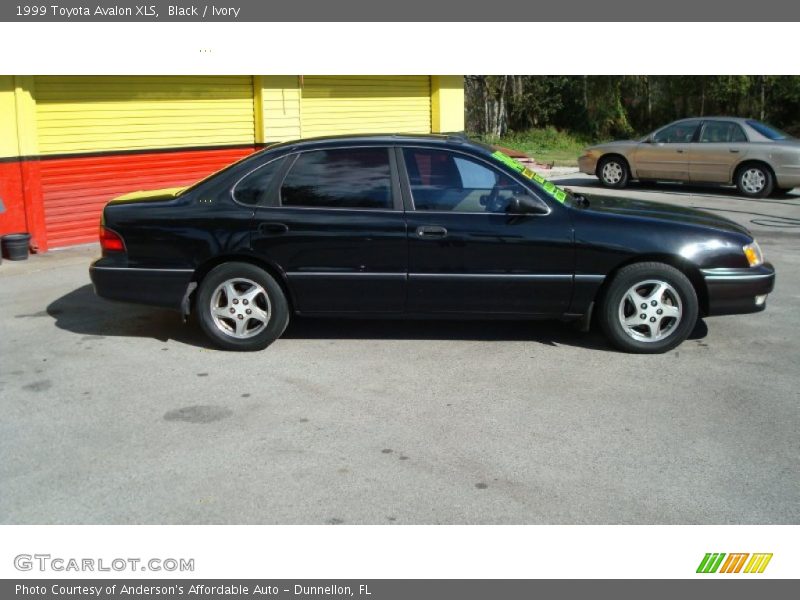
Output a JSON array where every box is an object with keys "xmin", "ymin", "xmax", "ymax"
[
  {"xmin": 670, "ymin": 116, "xmax": 753, "ymax": 125},
  {"xmin": 263, "ymin": 132, "xmax": 489, "ymax": 153}
]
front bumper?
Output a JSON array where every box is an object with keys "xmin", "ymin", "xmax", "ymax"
[
  {"xmin": 90, "ymin": 258, "xmax": 194, "ymax": 311},
  {"xmin": 578, "ymin": 154, "xmax": 598, "ymax": 176},
  {"xmin": 701, "ymin": 263, "xmax": 776, "ymax": 316}
]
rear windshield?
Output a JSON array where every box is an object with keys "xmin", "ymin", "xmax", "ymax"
[{"xmin": 746, "ymin": 120, "xmax": 791, "ymax": 140}]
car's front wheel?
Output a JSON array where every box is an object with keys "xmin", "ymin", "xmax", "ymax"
[
  {"xmin": 597, "ymin": 156, "xmax": 630, "ymax": 189},
  {"xmin": 196, "ymin": 262, "xmax": 290, "ymax": 351},
  {"xmin": 735, "ymin": 163, "xmax": 774, "ymax": 198},
  {"xmin": 598, "ymin": 262, "xmax": 699, "ymax": 354}
]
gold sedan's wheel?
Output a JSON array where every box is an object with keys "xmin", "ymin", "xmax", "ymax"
[
  {"xmin": 736, "ymin": 163, "xmax": 774, "ymax": 198},
  {"xmin": 598, "ymin": 156, "xmax": 629, "ymax": 189}
]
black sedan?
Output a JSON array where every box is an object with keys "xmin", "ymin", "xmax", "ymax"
[{"xmin": 90, "ymin": 134, "xmax": 775, "ymax": 353}]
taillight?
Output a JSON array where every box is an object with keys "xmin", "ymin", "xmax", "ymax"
[{"xmin": 99, "ymin": 225, "xmax": 126, "ymax": 252}]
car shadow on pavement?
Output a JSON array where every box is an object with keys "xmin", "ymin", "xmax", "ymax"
[
  {"xmin": 284, "ymin": 315, "xmax": 709, "ymax": 351},
  {"xmin": 46, "ymin": 284, "xmax": 216, "ymax": 349},
  {"xmin": 48, "ymin": 284, "xmax": 709, "ymax": 352}
]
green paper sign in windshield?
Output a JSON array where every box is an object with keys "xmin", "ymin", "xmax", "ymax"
[{"xmin": 491, "ymin": 150, "xmax": 567, "ymax": 203}]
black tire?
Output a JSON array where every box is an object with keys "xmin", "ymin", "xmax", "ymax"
[
  {"xmin": 195, "ymin": 262, "xmax": 290, "ymax": 351},
  {"xmin": 597, "ymin": 155, "xmax": 630, "ymax": 189},
  {"xmin": 598, "ymin": 262, "xmax": 699, "ymax": 354},
  {"xmin": 735, "ymin": 163, "xmax": 774, "ymax": 198}
]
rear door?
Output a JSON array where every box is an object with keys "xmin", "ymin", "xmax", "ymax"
[
  {"xmin": 399, "ymin": 146, "xmax": 574, "ymax": 316},
  {"xmin": 246, "ymin": 146, "xmax": 407, "ymax": 314},
  {"xmin": 634, "ymin": 120, "xmax": 701, "ymax": 180},
  {"xmin": 690, "ymin": 120, "xmax": 750, "ymax": 183}
]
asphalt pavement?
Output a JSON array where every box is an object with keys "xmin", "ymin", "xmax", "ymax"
[{"xmin": 1, "ymin": 176, "xmax": 798, "ymax": 524}]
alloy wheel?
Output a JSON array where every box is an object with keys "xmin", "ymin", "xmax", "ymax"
[
  {"xmin": 617, "ymin": 279, "xmax": 683, "ymax": 342},
  {"xmin": 209, "ymin": 278, "xmax": 271, "ymax": 339}
]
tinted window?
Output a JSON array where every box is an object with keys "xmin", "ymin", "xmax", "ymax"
[
  {"xmin": 281, "ymin": 148, "xmax": 392, "ymax": 209},
  {"xmin": 700, "ymin": 121, "xmax": 748, "ymax": 143},
  {"xmin": 233, "ymin": 157, "xmax": 285, "ymax": 205},
  {"xmin": 403, "ymin": 148, "xmax": 532, "ymax": 213},
  {"xmin": 746, "ymin": 120, "xmax": 791, "ymax": 140},
  {"xmin": 653, "ymin": 120, "xmax": 701, "ymax": 143}
]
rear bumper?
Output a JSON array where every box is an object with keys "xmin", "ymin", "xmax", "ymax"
[
  {"xmin": 773, "ymin": 165, "xmax": 800, "ymax": 190},
  {"xmin": 701, "ymin": 263, "xmax": 776, "ymax": 316},
  {"xmin": 90, "ymin": 259, "xmax": 194, "ymax": 310}
]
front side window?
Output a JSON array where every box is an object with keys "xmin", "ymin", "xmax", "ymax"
[
  {"xmin": 280, "ymin": 148, "xmax": 392, "ymax": 209},
  {"xmin": 653, "ymin": 120, "xmax": 701, "ymax": 143},
  {"xmin": 403, "ymin": 148, "xmax": 533, "ymax": 213},
  {"xmin": 699, "ymin": 121, "xmax": 748, "ymax": 143},
  {"xmin": 233, "ymin": 157, "xmax": 285, "ymax": 205}
]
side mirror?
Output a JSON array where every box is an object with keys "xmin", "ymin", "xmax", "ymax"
[{"xmin": 507, "ymin": 194, "xmax": 549, "ymax": 215}]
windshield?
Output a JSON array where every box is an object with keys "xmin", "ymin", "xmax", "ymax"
[
  {"xmin": 488, "ymin": 150, "xmax": 570, "ymax": 205},
  {"xmin": 746, "ymin": 120, "xmax": 792, "ymax": 140}
]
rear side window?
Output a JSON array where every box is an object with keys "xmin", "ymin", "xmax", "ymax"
[
  {"xmin": 700, "ymin": 121, "xmax": 748, "ymax": 143},
  {"xmin": 280, "ymin": 148, "xmax": 392, "ymax": 209},
  {"xmin": 233, "ymin": 157, "xmax": 285, "ymax": 205}
]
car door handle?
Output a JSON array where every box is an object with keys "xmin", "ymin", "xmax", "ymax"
[
  {"xmin": 258, "ymin": 222, "xmax": 289, "ymax": 235},
  {"xmin": 729, "ymin": 149, "xmax": 740, "ymax": 153},
  {"xmin": 416, "ymin": 225, "xmax": 447, "ymax": 238},
  {"xmin": 676, "ymin": 149, "xmax": 685, "ymax": 153}
]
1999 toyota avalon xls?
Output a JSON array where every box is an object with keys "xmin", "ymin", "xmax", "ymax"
[{"xmin": 90, "ymin": 134, "xmax": 775, "ymax": 353}]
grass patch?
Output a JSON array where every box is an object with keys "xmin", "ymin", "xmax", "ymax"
[{"xmin": 474, "ymin": 128, "xmax": 603, "ymax": 167}]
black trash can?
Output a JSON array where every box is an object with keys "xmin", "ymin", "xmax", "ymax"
[{"xmin": 1, "ymin": 233, "xmax": 31, "ymax": 261}]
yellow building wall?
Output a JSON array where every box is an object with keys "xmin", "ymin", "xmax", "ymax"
[
  {"xmin": 33, "ymin": 76, "xmax": 256, "ymax": 155},
  {"xmin": 431, "ymin": 75, "xmax": 465, "ymax": 133},
  {"xmin": 300, "ymin": 76, "xmax": 432, "ymax": 138},
  {"xmin": 0, "ymin": 76, "xmax": 20, "ymax": 158},
  {"xmin": 257, "ymin": 75, "xmax": 302, "ymax": 143}
]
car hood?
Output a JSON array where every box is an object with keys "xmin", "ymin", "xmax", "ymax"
[
  {"xmin": 588, "ymin": 139, "xmax": 641, "ymax": 151},
  {"xmin": 581, "ymin": 193, "xmax": 751, "ymax": 237},
  {"xmin": 108, "ymin": 187, "xmax": 187, "ymax": 205}
]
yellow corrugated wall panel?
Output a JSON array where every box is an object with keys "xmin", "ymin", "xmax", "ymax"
[
  {"xmin": 261, "ymin": 75, "xmax": 302, "ymax": 142},
  {"xmin": 300, "ymin": 76, "xmax": 431, "ymax": 138},
  {"xmin": 34, "ymin": 76, "xmax": 256, "ymax": 155}
]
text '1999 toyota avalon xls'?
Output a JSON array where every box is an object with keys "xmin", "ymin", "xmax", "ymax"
[{"xmin": 90, "ymin": 134, "xmax": 775, "ymax": 353}]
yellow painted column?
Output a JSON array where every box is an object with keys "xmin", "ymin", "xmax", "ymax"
[
  {"xmin": 431, "ymin": 75, "xmax": 465, "ymax": 133},
  {"xmin": 10, "ymin": 76, "xmax": 48, "ymax": 250},
  {"xmin": 0, "ymin": 76, "xmax": 22, "ymax": 158},
  {"xmin": 257, "ymin": 76, "xmax": 302, "ymax": 142},
  {"xmin": 13, "ymin": 76, "xmax": 39, "ymax": 157}
]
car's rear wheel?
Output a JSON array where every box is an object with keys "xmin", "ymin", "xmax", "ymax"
[
  {"xmin": 735, "ymin": 163, "xmax": 774, "ymax": 198},
  {"xmin": 597, "ymin": 156, "xmax": 630, "ymax": 189},
  {"xmin": 196, "ymin": 262, "xmax": 289, "ymax": 351},
  {"xmin": 598, "ymin": 262, "xmax": 698, "ymax": 354}
]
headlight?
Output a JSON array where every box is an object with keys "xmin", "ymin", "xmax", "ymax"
[{"xmin": 743, "ymin": 241, "xmax": 764, "ymax": 267}]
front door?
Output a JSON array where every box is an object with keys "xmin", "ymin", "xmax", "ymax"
[
  {"xmin": 399, "ymin": 147, "xmax": 574, "ymax": 316},
  {"xmin": 634, "ymin": 119, "xmax": 701, "ymax": 180},
  {"xmin": 248, "ymin": 146, "xmax": 407, "ymax": 314}
]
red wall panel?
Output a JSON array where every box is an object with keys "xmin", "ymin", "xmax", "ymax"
[
  {"xmin": 39, "ymin": 146, "xmax": 258, "ymax": 249},
  {"xmin": 0, "ymin": 161, "xmax": 28, "ymax": 238}
]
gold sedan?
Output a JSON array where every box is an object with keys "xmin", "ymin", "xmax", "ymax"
[{"xmin": 579, "ymin": 118, "xmax": 800, "ymax": 198}]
